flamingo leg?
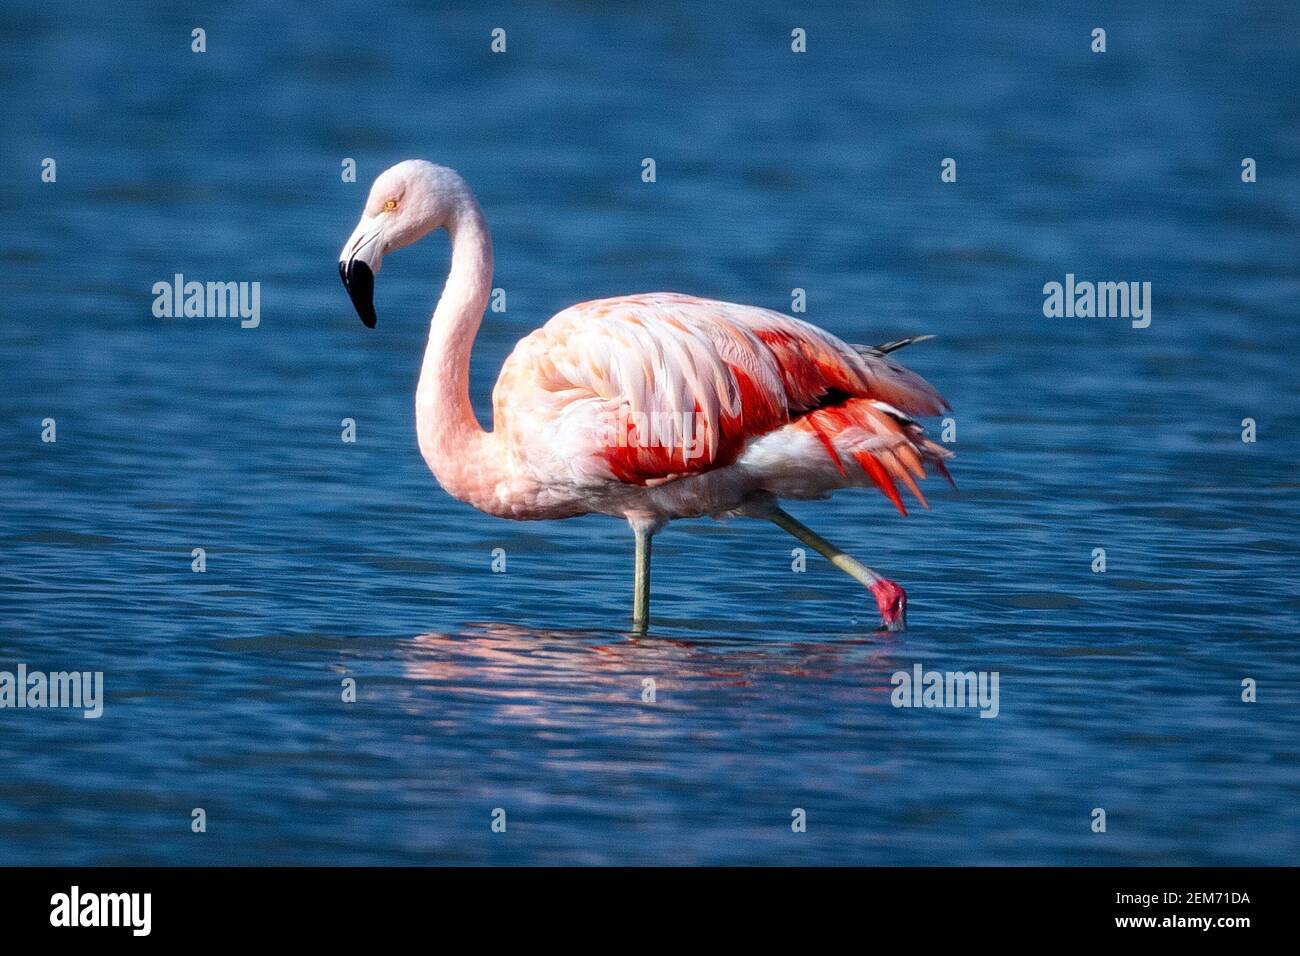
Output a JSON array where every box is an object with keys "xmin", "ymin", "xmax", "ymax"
[
  {"xmin": 632, "ymin": 528, "xmax": 653, "ymax": 633},
  {"xmin": 765, "ymin": 505, "xmax": 908, "ymax": 632}
]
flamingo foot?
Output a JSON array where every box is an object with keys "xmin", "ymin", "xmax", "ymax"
[{"xmin": 870, "ymin": 579, "xmax": 908, "ymax": 632}]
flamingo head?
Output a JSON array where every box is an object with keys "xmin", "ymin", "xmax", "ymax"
[
  {"xmin": 339, "ymin": 160, "xmax": 471, "ymax": 327},
  {"xmin": 870, "ymin": 579, "xmax": 907, "ymax": 632}
]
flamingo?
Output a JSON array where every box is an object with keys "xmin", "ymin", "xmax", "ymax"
[{"xmin": 338, "ymin": 161, "xmax": 953, "ymax": 633}]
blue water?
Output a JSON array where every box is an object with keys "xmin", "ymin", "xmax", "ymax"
[{"xmin": 1, "ymin": 1, "xmax": 1298, "ymax": 865}]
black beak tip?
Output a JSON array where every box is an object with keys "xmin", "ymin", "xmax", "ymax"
[{"xmin": 339, "ymin": 260, "xmax": 377, "ymax": 328}]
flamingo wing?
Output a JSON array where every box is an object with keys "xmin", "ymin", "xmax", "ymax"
[{"xmin": 494, "ymin": 293, "xmax": 951, "ymax": 513}]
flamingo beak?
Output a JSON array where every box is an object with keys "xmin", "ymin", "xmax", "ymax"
[{"xmin": 339, "ymin": 215, "xmax": 385, "ymax": 328}]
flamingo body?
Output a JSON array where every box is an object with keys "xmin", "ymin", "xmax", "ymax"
[{"xmin": 490, "ymin": 293, "xmax": 951, "ymax": 525}]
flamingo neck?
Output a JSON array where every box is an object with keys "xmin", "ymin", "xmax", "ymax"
[{"xmin": 414, "ymin": 197, "xmax": 497, "ymax": 503}]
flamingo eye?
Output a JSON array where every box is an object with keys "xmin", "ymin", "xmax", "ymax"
[{"xmin": 384, "ymin": 198, "xmax": 398, "ymax": 211}]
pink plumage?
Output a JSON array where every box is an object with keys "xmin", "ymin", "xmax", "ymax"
[{"xmin": 493, "ymin": 293, "xmax": 952, "ymax": 518}]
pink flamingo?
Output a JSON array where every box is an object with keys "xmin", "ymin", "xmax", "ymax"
[{"xmin": 339, "ymin": 161, "xmax": 953, "ymax": 633}]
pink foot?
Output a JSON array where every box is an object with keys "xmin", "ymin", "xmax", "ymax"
[{"xmin": 869, "ymin": 579, "xmax": 908, "ymax": 632}]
